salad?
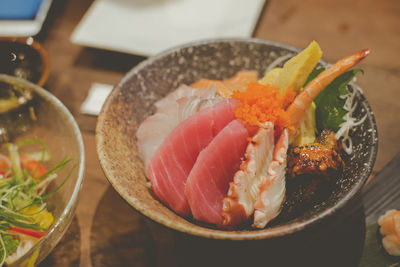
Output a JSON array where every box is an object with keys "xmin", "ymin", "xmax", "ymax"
[
  {"xmin": 0, "ymin": 140, "xmax": 73, "ymax": 265},
  {"xmin": 137, "ymin": 41, "xmax": 370, "ymax": 229}
]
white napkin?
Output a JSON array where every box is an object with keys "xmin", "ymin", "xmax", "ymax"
[
  {"xmin": 71, "ymin": 0, "xmax": 265, "ymax": 56},
  {"xmin": 80, "ymin": 83, "xmax": 113, "ymax": 116}
]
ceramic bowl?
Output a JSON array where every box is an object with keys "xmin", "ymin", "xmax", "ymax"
[
  {"xmin": 96, "ymin": 39, "xmax": 377, "ymax": 240},
  {"xmin": 0, "ymin": 74, "xmax": 84, "ymax": 266}
]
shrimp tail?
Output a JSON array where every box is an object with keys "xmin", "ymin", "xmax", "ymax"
[{"xmin": 286, "ymin": 48, "xmax": 370, "ymax": 130}]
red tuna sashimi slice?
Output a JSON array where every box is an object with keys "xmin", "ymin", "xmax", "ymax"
[
  {"xmin": 148, "ymin": 99, "xmax": 237, "ymax": 216},
  {"xmin": 185, "ymin": 119, "xmax": 256, "ymax": 225}
]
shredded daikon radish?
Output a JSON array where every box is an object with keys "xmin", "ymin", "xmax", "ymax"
[
  {"xmin": 263, "ymin": 55, "xmax": 366, "ymax": 155},
  {"xmin": 335, "ymin": 86, "xmax": 367, "ymax": 154}
]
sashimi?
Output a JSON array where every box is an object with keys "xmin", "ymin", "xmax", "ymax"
[
  {"xmin": 222, "ymin": 123, "xmax": 275, "ymax": 228},
  {"xmin": 137, "ymin": 85, "xmax": 221, "ymax": 169},
  {"xmin": 253, "ymin": 129, "xmax": 289, "ymax": 228},
  {"xmin": 185, "ymin": 119, "xmax": 257, "ymax": 225},
  {"xmin": 191, "ymin": 70, "xmax": 258, "ymax": 98},
  {"xmin": 148, "ymin": 99, "xmax": 237, "ymax": 216},
  {"xmin": 136, "ymin": 44, "xmax": 370, "ymax": 230}
]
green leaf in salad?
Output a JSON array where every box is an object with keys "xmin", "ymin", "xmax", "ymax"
[
  {"xmin": 2, "ymin": 234, "xmax": 19, "ymax": 256},
  {"xmin": 0, "ymin": 140, "xmax": 75, "ymax": 232},
  {"xmin": 313, "ymin": 69, "xmax": 363, "ymax": 132},
  {"xmin": 0, "ymin": 234, "xmax": 19, "ymax": 266}
]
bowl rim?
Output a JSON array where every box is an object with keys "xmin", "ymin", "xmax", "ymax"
[
  {"xmin": 0, "ymin": 74, "xmax": 85, "ymax": 259},
  {"xmin": 0, "ymin": 36, "xmax": 50, "ymax": 86},
  {"xmin": 96, "ymin": 38, "xmax": 378, "ymax": 240}
]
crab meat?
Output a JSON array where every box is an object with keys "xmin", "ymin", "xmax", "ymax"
[
  {"xmin": 222, "ymin": 123, "xmax": 275, "ymax": 228},
  {"xmin": 253, "ymin": 128, "xmax": 288, "ymax": 228}
]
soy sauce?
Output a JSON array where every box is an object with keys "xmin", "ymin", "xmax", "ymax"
[{"xmin": 0, "ymin": 40, "xmax": 44, "ymax": 84}]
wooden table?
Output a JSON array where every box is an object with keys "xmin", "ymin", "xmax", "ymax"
[{"xmin": 33, "ymin": 0, "xmax": 400, "ymax": 266}]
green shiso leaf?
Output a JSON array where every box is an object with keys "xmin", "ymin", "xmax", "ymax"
[
  {"xmin": 303, "ymin": 66, "xmax": 325, "ymax": 87},
  {"xmin": 314, "ymin": 69, "xmax": 363, "ymax": 132}
]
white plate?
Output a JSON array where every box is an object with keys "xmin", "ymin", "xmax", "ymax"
[
  {"xmin": 71, "ymin": 0, "xmax": 265, "ymax": 56},
  {"xmin": 0, "ymin": 0, "xmax": 53, "ymax": 37}
]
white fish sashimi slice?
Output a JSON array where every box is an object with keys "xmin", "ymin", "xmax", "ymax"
[
  {"xmin": 222, "ymin": 123, "xmax": 274, "ymax": 227},
  {"xmin": 253, "ymin": 128, "xmax": 289, "ymax": 229},
  {"xmin": 136, "ymin": 85, "xmax": 221, "ymax": 170}
]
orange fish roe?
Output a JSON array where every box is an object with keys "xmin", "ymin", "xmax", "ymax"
[{"xmin": 232, "ymin": 82, "xmax": 296, "ymax": 137}]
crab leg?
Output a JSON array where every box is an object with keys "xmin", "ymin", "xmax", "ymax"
[
  {"xmin": 222, "ymin": 123, "xmax": 275, "ymax": 228},
  {"xmin": 253, "ymin": 128, "xmax": 289, "ymax": 228}
]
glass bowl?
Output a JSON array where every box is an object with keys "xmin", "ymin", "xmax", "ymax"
[{"xmin": 0, "ymin": 74, "xmax": 84, "ymax": 266}]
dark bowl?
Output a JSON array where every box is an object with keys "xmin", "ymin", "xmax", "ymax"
[
  {"xmin": 96, "ymin": 38, "xmax": 378, "ymax": 240},
  {"xmin": 0, "ymin": 37, "xmax": 50, "ymax": 86}
]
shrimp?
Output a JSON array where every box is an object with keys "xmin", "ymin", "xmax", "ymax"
[
  {"xmin": 286, "ymin": 48, "xmax": 370, "ymax": 136},
  {"xmin": 223, "ymin": 49, "xmax": 370, "ymax": 228},
  {"xmin": 378, "ymin": 209, "xmax": 400, "ymax": 256}
]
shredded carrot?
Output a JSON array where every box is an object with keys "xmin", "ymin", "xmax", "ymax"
[{"xmin": 232, "ymin": 82, "xmax": 296, "ymax": 137}]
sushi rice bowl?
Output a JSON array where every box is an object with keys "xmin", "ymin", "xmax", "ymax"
[{"xmin": 96, "ymin": 39, "xmax": 377, "ymax": 240}]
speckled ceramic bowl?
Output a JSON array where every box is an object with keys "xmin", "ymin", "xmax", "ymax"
[{"xmin": 96, "ymin": 39, "xmax": 377, "ymax": 241}]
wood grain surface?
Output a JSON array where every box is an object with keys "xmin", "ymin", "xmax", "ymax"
[{"xmin": 32, "ymin": 0, "xmax": 400, "ymax": 266}]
